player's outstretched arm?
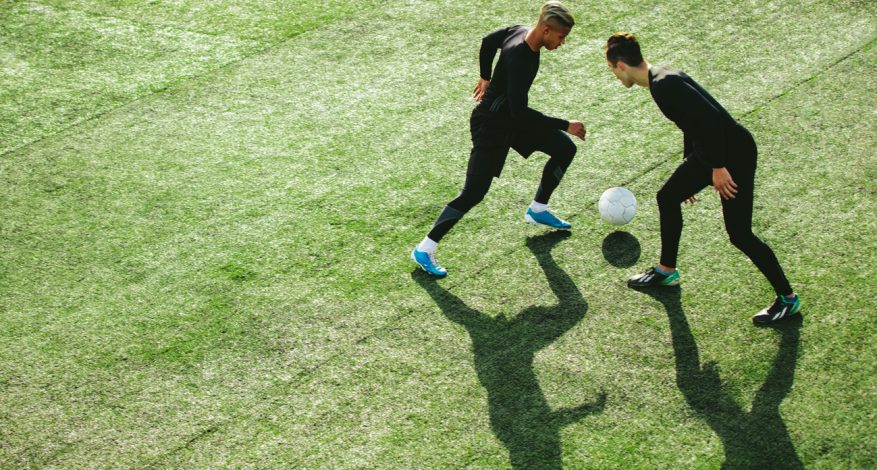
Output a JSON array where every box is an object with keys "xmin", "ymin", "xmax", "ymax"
[{"xmin": 505, "ymin": 61, "xmax": 569, "ymax": 131}]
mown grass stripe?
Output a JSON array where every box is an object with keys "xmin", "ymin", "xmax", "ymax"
[
  {"xmin": 0, "ymin": 2, "xmax": 362, "ymax": 160},
  {"xmin": 29, "ymin": 0, "xmax": 243, "ymax": 40}
]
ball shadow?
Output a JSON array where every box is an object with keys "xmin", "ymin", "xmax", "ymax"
[{"xmin": 601, "ymin": 231, "xmax": 641, "ymax": 268}]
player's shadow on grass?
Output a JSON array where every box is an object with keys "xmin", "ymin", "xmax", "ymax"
[
  {"xmin": 601, "ymin": 231, "xmax": 640, "ymax": 268},
  {"xmin": 636, "ymin": 287, "xmax": 803, "ymax": 469},
  {"xmin": 413, "ymin": 231, "xmax": 605, "ymax": 469}
]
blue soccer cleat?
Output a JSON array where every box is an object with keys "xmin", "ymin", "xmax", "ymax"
[
  {"xmin": 411, "ymin": 248, "xmax": 447, "ymax": 277},
  {"xmin": 525, "ymin": 207, "xmax": 572, "ymax": 230}
]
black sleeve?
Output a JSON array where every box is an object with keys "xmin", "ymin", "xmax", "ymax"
[
  {"xmin": 479, "ymin": 27, "xmax": 512, "ymax": 80},
  {"xmin": 506, "ymin": 59, "xmax": 568, "ymax": 130},
  {"xmin": 656, "ymin": 79, "xmax": 736, "ymax": 168}
]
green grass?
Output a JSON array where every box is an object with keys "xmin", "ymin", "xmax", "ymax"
[{"xmin": 1, "ymin": 0, "xmax": 875, "ymax": 467}]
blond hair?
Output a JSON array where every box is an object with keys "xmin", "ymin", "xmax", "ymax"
[{"xmin": 540, "ymin": 1, "xmax": 574, "ymax": 28}]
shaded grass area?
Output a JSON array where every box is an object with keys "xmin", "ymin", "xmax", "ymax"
[
  {"xmin": 413, "ymin": 232, "xmax": 608, "ymax": 470},
  {"xmin": 1, "ymin": 0, "xmax": 875, "ymax": 467}
]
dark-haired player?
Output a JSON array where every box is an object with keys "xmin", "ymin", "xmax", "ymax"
[
  {"xmin": 604, "ymin": 32, "xmax": 800, "ymax": 324},
  {"xmin": 411, "ymin": 1, "xmax": 586, "ymax": 278}
]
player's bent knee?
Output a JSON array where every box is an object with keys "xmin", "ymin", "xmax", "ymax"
[
  {"xmin": 453, "ymin": 189, "xmax": 488, "ymax": 211},
  {"xmin": 469, "ymin": 192, "xmax": 487, "ymax": 208},
  {"xmin": 727, "ymin": 231, "xmax": 757, "ymax": 250},
  {"xmin": 656, "ymin": 185, "xmax": 694, "ymax": 209},
  {"xmin": 656, "ymin": 188, "xmax": 673, "ymax": 208},
  {"xmin": 561, "ymin": 140, "xmax": 577, "ymax": 162},
  {"xmin": 550, "ymin": 147, "xmax": 575, "ymax": 170}
]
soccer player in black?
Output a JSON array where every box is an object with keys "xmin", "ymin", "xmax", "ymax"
[
  {"xmin": 604, "ymin": 32, "xmax": 800, "ymax": 324},
  {"xmin": 411, "ymin": 1, "xmax": 586, "ymax": 278}
]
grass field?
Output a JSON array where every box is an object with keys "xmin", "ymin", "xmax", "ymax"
[{"xmin": 1, "ymin": 0, "xmax": 876, "ymax": 467}]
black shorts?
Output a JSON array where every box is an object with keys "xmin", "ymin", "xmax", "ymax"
[{"xmin": 467, "ymin": 106, "xmax": 567, "ymax": 178}]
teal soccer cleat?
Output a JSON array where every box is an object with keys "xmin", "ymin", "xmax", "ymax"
[
  {"xmin": 752, "ymin": 295, "xmax": 801, "ymax": 325},
  {"xmin": 525, "ymin": 208, "xmax": 572, "ymax": 230},
  {"xmin": 411, "ymin": 248, "xmax": 447, "ymax": 277},
  {"xmin": 627, "ymin": 267, "xmax": 681, "ymax": 288}
]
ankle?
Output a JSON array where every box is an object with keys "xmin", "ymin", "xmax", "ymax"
[
  {"xmin": 529, "ymin": 201, "xmax": 549, "ymax": 213},
  {"xmin": 418, "ymin": 236, "xmax": 438, "ymax": 253},
  {"xmin": 656, "ymin": 264, "xmax": 676, "ymax": 275}
]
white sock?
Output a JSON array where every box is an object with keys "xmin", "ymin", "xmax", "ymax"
[
  {"xmin": 418, "ymin": 236, "xmax": 438, "ymax": 253},
  {"xmin": 529, "ymin": 201, "xmax": 548, "ymax": 213}
]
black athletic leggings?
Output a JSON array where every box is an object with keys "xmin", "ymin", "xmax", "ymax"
[
  {"xmin": 656, "ymin": 148, "xmax": 792, "ymax": 296},
  {"xmin": 427, "ymin": 128, "xmax": 576, "ymax": 242}
]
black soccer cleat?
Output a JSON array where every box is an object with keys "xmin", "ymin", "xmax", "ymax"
[
  {"xmin": 627, "ymin": 267, "xmax": 681, "ymax": 288},
  {"xmin": 752, "ymin": 295, "xmax": 801, "ymax": 325}
]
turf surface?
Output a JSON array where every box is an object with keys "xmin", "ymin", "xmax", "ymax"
[{"xmin": 1, "ymin": 0, "xmax": 875, "ymax": 467}]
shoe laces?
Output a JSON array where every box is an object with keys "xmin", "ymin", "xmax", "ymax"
[{"xmin": 428, "ymin": 252, "xmax": 443, "ymax": 268}]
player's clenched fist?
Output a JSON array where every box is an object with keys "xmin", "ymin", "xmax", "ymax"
[{"xmin": 567, "ymin": 120, "xmax": 586, "ymax": 140}]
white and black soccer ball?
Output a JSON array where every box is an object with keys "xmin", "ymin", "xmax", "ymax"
[{"xmin": 598, "ymin": 187, "xmax": 637, "ymax": 225}]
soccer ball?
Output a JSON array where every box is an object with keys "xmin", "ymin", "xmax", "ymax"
[{"xmin": 598, "ymin": 187, "xmax": 637, "ymax": 225}]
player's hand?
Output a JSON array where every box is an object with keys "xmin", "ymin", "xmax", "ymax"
[
  {"xmin": 712, "ymin": 167, "xmax": 738, "ymax": 200},
  {"xmin": 473, "ymin": 78, "xmax": 490, "ymax": 102},
  {"xmin": 567, "ymin": 120, "xmax": 586, "ymax": 140},
  {"xmin": 685, "ymin": 195, "xmax": 698, "ymax": 204}
]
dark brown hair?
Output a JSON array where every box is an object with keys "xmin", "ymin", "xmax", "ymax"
[{"xmin": 605, "ymin": 32, "xmax": 643, "ymax": 66}]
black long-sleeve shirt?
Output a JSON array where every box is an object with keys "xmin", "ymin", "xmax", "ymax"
[
  {"xmin": 649, "ymin": 65, "xmax": 749, "ymax": 168},
  {"xmin": 478, "ymin": 25, "xmax": 568, "ymax": 131}
]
